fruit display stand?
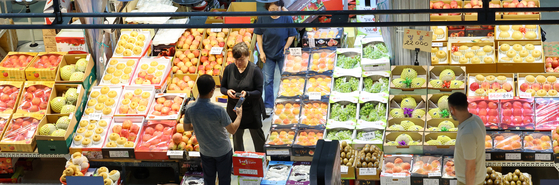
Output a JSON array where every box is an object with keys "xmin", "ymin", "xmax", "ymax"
[
  {"xmin": 335, "ymin": 48, "xmax": 362, "ymax": 75},
  {"xmin": 534, "ymin": 97, "xmax": 559, "ymax": 130},
  {"xmin": 361, "ymin": 38, "xmax": 390, "ymax": 72},
  {"xmin": 271, "ymin": 100, "xmax": 302, "ymax": 129},
  {"xmin": 494, "ymin": 25, "xmax": 542, "ymax": 41},
  {"xmin": 25, "ymin": 52, "xmax": 66, "ymax": 81},
  {"xmin": 429, "ymin": 0, "xmax": 462, "ymax": 22},
  {"xmin": 448, "ymin": 41, "xmax": 497, "ymax": 73},
  {"xmin": 486, "ymin": 131, "xmax": 524, "ymax": 161},
  {"xmin": 0, "ymin": 52, "xmax": 37, "ymax": 81},
  {"xmin": 327, "ymin": 98, "xmax": 358, "ymax": 129},
  {"xmin": 339, "ymin": 141, "xmax": 357, "ymax": 179},
  {"xmin": 16, "ymin": 81, "xmax": 54, "ymax": 115},
  {"xmin": 134, "ymin": 120, "xmax": 175, "ymax": 160},
  {"xmin": 430, "ymin": 42, "xmax": 450, "ymax": 65},
  {"xmin": 129, "ymin": 57, "xmax": 172, "ymax": 92},
  {"xmin": 467, "ymin": 73, "xmax": 515, "ymax": 97},
  {"xmin": 517, "ymin": 73, "xmax": 559, "ymax": 97},
  {"xmin": 352, "ymin": 128, "xmax": 385, "ymax": 150},
  {"xmin": 264, "ymin": 127, "xmax": 297, "ymax": 160},
  {"xmin": 113, "ymin": 30, "xmax": 152, "ymax": 58},
  {"xmin": 388, "ymin": 95, "xmax": 427, "ymax": 121},
  {"xmin": 307, "ymin": 47, "xmax": 336, "ymax": 76},
  {"xmin": 463, "ymin": 0, "xmax": 501, "ymax": 21},
  {"xmin": 304, "ymin": 75, "xmax": 332, "ymax": 101},
  {"xmin": 380, "ymin": 154, "xmax": 412, "ymax": 185},
  {"xmin": 500, "ymin": 98, "xmax": 535, "ymax": 130},
  {"xmin": 101, "ymin": 116, "xmax": 144, "ymax": 159},
  {"xmin": 497, "ymin": 0, "xmax": 541, "ymax": 21},
  {"xmin": 0, "ymin": 113, "xmax": 44, "ymax": 152},
  {"xmin": 48, "ymin": 84, "xmax": 85, "ymax": 120},
  {"xmin": 0, "ymin": 114, "xmax": 12, "ymax": 141},
  {"xmin": 521, "ymin": 131, "xmax": 553, "ymax": 161},
  {"xmin": 360, "ymin": 71, "xmax": 390, "ymax": 99},
  {"xmin": 299, "ymin": 100, "xmax": 328, "ymax": 129},
  {"xmin": 496, "ymin": 40, "xmax": 545, "ymax": 73},
  {"xmin": 383, "ymin": 132, "xmax": 423, "ymax": 154},
  {"xmin": 291, "ymin": 129, "xmax": 324, "ymax": 157},
  {"xmin": 166, "ymin": 73, "xmax": 198, "ymax": 97},
  {"xmin": 35, "ymin": 114, "xmax": 77, "ymax": 154},
  {"xmin": 423, "ymin": 132, "xmax": 456, "ymax": 155},
  {"xmin": 282, "ymin": 48, "xmax": 311, "ymax": 76},
  {"xmin": 171, "ymin": 49, "xmax": 201, "ymax": 76},
  {"xmin": 425, "ymin": 119, "xmax": 459, "ymax": 132},
  {"xmin": 55, "ymin": 54, "xmax": 96, "ymax": 91},
  {"xmin": 69, "ymin": 117, "xmax": 112, "ymax": 159},
  {"xmin": 99, "ymin": 58, "xmax": 140, "ymax": 86},
  {"xmin": 389, "ymin": 66, "xmax": 428, "ymax": 95},
  {"xmin": 302, "ymin": 28, "xmax": 343, "ymax": 48},
  {"xmin": 113, "ymin": 86, "xmax": 155, "ymax": 117},
  {"xmin": 426, "ymin": 94, "xmax": 453, "ymax": 122},
  {"xmin": 467, "ymin": 97, "xmax": 501, "ymax": 129},
  {"xmin": 278, "ymin": 76, "xmax": 306, "ymax": 99},
  {"xmin": 427, "ymin": 66, "xmax": 466, "ymax": 94},
  {"xmin": 440, "ymin": 156, "xmax": 456, "ymax": 184},
  {"xmin": 0, "ymin": 81, "xmax": 24, "ymax": 114},
  {"xmin": 431, "ymin": 26, "xmax": 448, "ymax": 42},
  {"xmin": 331, "ymin": 73, "xmax": 361, "ymax": 101},
  {"xmin": 354, "ymin": 145, "xmax": 383, "ymax": 180},
  {"xmin": 357, "ymin": 97, "xmax": 388, "ymax": 130},
  {"xmin": 409, "ymin": 155, "xmax": 442, "ymax": 185}
]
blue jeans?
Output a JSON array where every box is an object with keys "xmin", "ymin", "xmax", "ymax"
[
  {"xmin": 263, "ymin": 56, "xmax": 284, "ymax": 108},
  {"xmin": 201, "ymin": 150, "xmax": 232, "ymax": 185}
]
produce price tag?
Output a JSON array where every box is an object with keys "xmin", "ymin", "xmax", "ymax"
[
  {"xmin": 210, "ymin": 28, "xmax": 222, "ymax": 32},
  {"xmin": 109, "ymin": 151, "xmax": 129, "ymax": 158},
  {"xmin": 505, "ymin": 153, "xmax": 521, "ymax": 160},
  {"xmin": 432, "ymin": 42, "xmax": 443, "ymax": 47},
  {"xmin": 239, "ymin": 169, "xmax": 258, "ymax": 175},
  {"xmin": 519, "ymin": 92, "xmax": 532, "ymax": 99},
  {"xmin": 449, "ymin": 180, "xmax": 457, "ymax": 185},
  {"xmin": 428, "ymin": 172, "xmax": 441, "ymax": 177},
  {"xmin": 361, "ymin": 132, "xmax": 376, "ymax": 141},
  {"xmin": 308, "ymin": 92, "xmax": 321, "ymax": 100},
  {"xmin": 393, "ymin": 173, "xmax": 406, "ymax": 178},
  {"xmin": 424, "ymin": 179, "xmax": 439, "ymax": 185},
  {"xmin": 210, "ymin": 47, "xmax": 223, "ymax": 55},
  {"xmin": 341, "ymin": 166, "xmax": 349, "ymax": 173},
  {"xmin": 535, "ymin": 153, "xmax": 551, "ymax": 161},
  {"xmin": 289, "ymin": 48, "xmax": 302, "ymax": 56},
  {"xmin": 488, "ymin": 92, "xmax": 514, "ymax": 100},
  {"xmin": 167, "ymin": 150, "xmax": 184, "ymax": 159},
  {"xmin": 267, "ymin": 149, "xmax": 290, "ymax": 156},
  {"xmin": 359, "ymin": 168, "xmax": 377, "ymax": 175},
  {"xmin": 188, "ymin": 151, "xmax": 200, "ymax": 157},
  {"xmin": 360, "ymin": 96, "xmax": 388, "ymax": 103},
  {"xmin": 89, "ymin": 113, "xmax": 102, "ymax": 121},
  {"xmin": 403, "ymin": 29, "xmax": 433, "ymax": 52},
  {"xmin": 486, "ymin": 153, "xmax": 491, "ymax": 160}
]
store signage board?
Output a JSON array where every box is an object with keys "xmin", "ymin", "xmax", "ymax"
[
  {"xmin": 403, "ymin": 29, "xmax": 433, "ymax": 52},
  {"xmin": 210, "ymin": 47, "xmax": 223, "ymax": 55},
  {"xmin": 488, "ymin": 92, "xmax": 514, "ymax": 100}
]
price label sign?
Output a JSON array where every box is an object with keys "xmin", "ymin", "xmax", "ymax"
[
  {"xmin": 392, "ymin": 173, "xmax": 406, "ymax": 178},
  {"xmin": 505, "ymin": 153, "xmax": 521, "ymax": 160},
  {"xmin": 450, "ymin": 180, "xmax": 457, "ymax": 185},
  {"xmin": 432, "ymin": 42, "xmax": 443, "ymax": 47},
  {"xmin": 519, "ymin": 92, "xmax": 532, "ymax": 99},
  {"xmin": 361, "ymin": 132, "xmax": 376, "ymax": 141},
  {"xmin": 424, "ymin": 179, "xmax": 439, "ymax": 185},
  {"xmin": 267, "ymin": 149, "xmax": 290, "ymax": 156},
  {"xmin": 341, "ymin": 166, "xmax": 349, "ymax": 173},
  {"xmin": 535, "ymin": 153, "xmax": 551, "ymax": 161},
  {"xmin": 359, "ymin": 168, "xmax": 377, "ymax": 175},
  {"xmin": 428, "ymin": 172, "xmax": 441, "ymax": 177},
  {"xmin": 308, "ymin": 92, "xmax": 321, "ymax": 100},
  {"xmin": 403, "ymin": 29, "xmax": 433, "ymax": 52},
  {"xmin": 486, "ymin": 153, "xmax": 491, "ymax": 160},
  {"xmin": 89, "ymin": 113, "xmax": 102, "ymax": 121},
  {"xmin": 167, "ymin": 150, "xmax": 184, "ymax": 159},
  {"xmin": 210, "ymin": 28, "xmax": 222, "ymax": 33},
  {"xmin": 488, "ymin": 92, "xmax": 514, "ymax": 100},
  {"xmin": 188, "ymin": 151, "xmax": 200, "ymax": 157},
  {"xmin": 289, "ymin": 48, "xmax": 302, "ymax": 56},
  {"xmin": 210, "ymin": 47, "xmax": 223, "ymax": 55}
]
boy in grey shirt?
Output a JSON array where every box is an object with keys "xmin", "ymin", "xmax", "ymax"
[
  {"xmin": 184, "ymin": 75, "xmax": 242, "ymax": 185},
  {"xmin": 448, "ymin": 92, "xmax": 486, "ymax": 185}
]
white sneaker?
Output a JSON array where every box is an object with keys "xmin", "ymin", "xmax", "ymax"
[{"xmin": 265, "ymin": 108, "xmax": 273, "ymax": 115}]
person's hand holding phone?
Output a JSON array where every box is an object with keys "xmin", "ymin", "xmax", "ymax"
[
  {"xmin": 240, "ymin": 91, "xmax": 247, "ymax": 98},
  {"xmin": 227, "ymin": 89, "xmax": 238, "ymax": 99},
  {"xmin": 235, "ymin": 105, "xmax": 242, "ymax": 117}
]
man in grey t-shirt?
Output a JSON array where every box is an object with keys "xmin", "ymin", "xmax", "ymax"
[
  {"xmin": 448, "ymin": 92, "xmax": 486, "ymax": 185},
  {"xmin": 184, "ymin": 75, "xmax": 242, "ymax": 185}
]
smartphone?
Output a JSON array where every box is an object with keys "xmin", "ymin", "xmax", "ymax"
[
  {"xmin": 235, "ymin": 92, "xmax": 241, "ymax": 98},
  {"xmin": 234, "ymin": 97, "xmax": 245, "ymax": 111}
]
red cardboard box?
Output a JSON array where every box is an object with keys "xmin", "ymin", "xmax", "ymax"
[{"xmin": 233, "ymin": 151, "xmax": 266, "ymax": 177}]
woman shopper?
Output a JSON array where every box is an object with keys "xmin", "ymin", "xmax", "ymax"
[
  {"xmin": 221, "ymin": 42, "xmax": 266, "ymax": 152},
  {"xmin": 254, "ymin": 0, "xmax": 298, "ymax": 115}
]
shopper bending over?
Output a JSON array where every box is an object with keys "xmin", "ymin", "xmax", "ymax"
[
  {"xmin": 448, "ymin": 92, "xmax": 486, "ymax": 185},
  {"xmin": 183, "ymin": 75, "xmax": 242, "ymax": 185},
  {"xmin": 254, "ymin": 0, "xmax": 298, "ymax": 115},
  {"xmin": 221, "ymin": 42, "xmax": 266, "ymax": 152}
]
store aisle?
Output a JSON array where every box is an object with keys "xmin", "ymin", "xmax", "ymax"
[{"xmin": 541, "ymin": 0, "xmax": 559, "ymax": 42}]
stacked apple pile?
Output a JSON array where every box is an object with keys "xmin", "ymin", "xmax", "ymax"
[
  {"xmin": 202, "ymin": 29, "xmax": 228, "ymax": 50},
  {"xmin": 430, "ymin": 0, "xmax": 461, "ymax": 16},
  {"xmin": 198, "ymin": 52, "xmax": 223, "ymax": 76},
  {"xmin": 33, "ymin": 54, "xmax": 63, "ymax": 68},
  {"xmin": 105, "ymin": 120, "xmax": 140, "ymax": 148},
  {"xmin": 226, "ymin": 29, "xmax": 253, "ymax": 48},
  {"xmin": 133, "ymin": 61, "xmax": 167, "ymax": 85},
  {"xmin": 136, "ymin": 122, "xmax": 174, "ymax": 150},
  {"xmin": 172, "ymin": 123, "xmax": 199, "ymax": 151},
  {"xmin": 1, "ymin": 54, "xmax": 34, "ymax": 68},
  {"xmin": 552, "ymin": 126, "xmax": 559, "ymax": 153},
  {"xmin": 172, "ymin": 50, "xmax": 200, "ymax": 74},
  {"xmin": 118, "ymin": 88, "xmax": 152, "ymax": 115},
  {"xmin": 1, "ymin": 116, "xmax": 40, "ymax": 143},
  {"xmin": 176, "ymin": 29, "xmax": 203, "ymax": 50},
  {"xmin": 503, "ymin": 0, "xmax": 538, "ymax": 15},
  {"xmin": 463, "ymin": 0, "xmax": 501, "ymax": 15},
  {"xmin": 169, "ymin": 76, "xmax": 195, "ymax": 92},
  {"xmin": 150, "ymin": 96, "xmax": 183, "ymax": 116},
  {"xmin": 226, "ymin": 51, "xmax": 234, "ymax": 66},
  {"xmin": 0, "ymin": 117, "xmax": 8, "ymax": 136},
  {"xmin": 0, "ymin": 85, "xmax": 20, "ymax": 113},
  {"xmin": 545, "ymin": 57, "xmax": 559, "ymax": 72},
  {"xmin": 18, "ymin": 85, "xmax": 52, "ymax": 113}
]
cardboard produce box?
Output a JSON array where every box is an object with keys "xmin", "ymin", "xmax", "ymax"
[
  {"xmin": 496, "ymin": 40, "xmax": 544, "ymax": 73},
  {"xmin": 69, "ymin": 116, "xmax": 112, "ymax": 160},
  {"xmin": 383, "ymin": 132, "xmax": 424, "ymax": 154},
  {"xmin": 55, "ymin": 54, "xmax": 96, "ymax": 92},
  {"xmin": 0, "ymin": 113, "xmax": 44, "ymax": 152},
  {"xmin": 423, "ymin": 132, "xmax": 456, "ymax": 155},
  {"xmin": 224, "ymin": 2, "xmax": 257, "ymax": 24},
  {"xmin": 429, "ymin": 0, "xmax": 462, "ymax": 22},
  {"xmin": 0, "ymin": 52, "xmax": 37, "ymax": 81},
  {"xmin": 448, "ymin": 41, "xmax": 497, "ymax": 73},
  {"xmin": 36, "ymin": 114, "xmax": 77, "ymax": 154},
  {"xmin": 25, "ymin": 52, "xmax": 66, "ymax": 81},
  {"xmin": 389, "ymin": 66, "xmax": 428, "ymax": 95},
  {"xmin": 101, "ymin": 116, "xmax": 144, "ymax": 159},
  {"xmin": 233, "ymin": 151, "xmax": 267, "ymax": 177},
  {"xmin": 427, "ymin": 66, "xmax": 466, "ymax": 94},
  {"xmin": 0, "ymin": 81, "xmax": 24, "ymax": 114}
]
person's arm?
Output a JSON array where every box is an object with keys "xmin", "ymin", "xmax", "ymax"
[
  {"xmin": 461, "ymin": 134, "xmax": 477, "ymax": 185},
  {"xmin": 256, "ymin": 34, "xmax": 266, "ymax": 63},
  {"xmin": 182, "ymin": 106, "xmax": 193, "ymax": 131},
  {"xmin": 225, "ymin": 106, "xmax": 242, "ymax": 134},
  {"xmin": 284, "ymin": 17, "xmax": 298, "ymax": 53},
  {"xmin": 220, "ymin": 65, "xmax": 229, "ymax": 95},
  {"xmin": 465, "ymin": 159, "xmax": 476, "ymax": 185},
  {"xmin": 242, "ymin": 67, "xmax": 264, "ymax": 98}
]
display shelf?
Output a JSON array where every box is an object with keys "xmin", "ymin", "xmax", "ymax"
[
  {"xmin": 0, "ymin": 151, "xmax": 69, "ymax": 158},
  {"xmin": 485, "ymin": 161, "xmax": 556, "ymax": 168}
]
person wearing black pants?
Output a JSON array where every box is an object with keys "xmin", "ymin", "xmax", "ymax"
[
  {"xmin": 221, "ymin": 42, "xmax": 266, "ymax": 152},
  {"xmin": 200, "ymin": 150, "xmax": 233, "ymax": 185}
]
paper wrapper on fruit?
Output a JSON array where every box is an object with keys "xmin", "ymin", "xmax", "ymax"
[{"xmin": 1, "ymin": 116, "xmax": 41, "ymax": 143}]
